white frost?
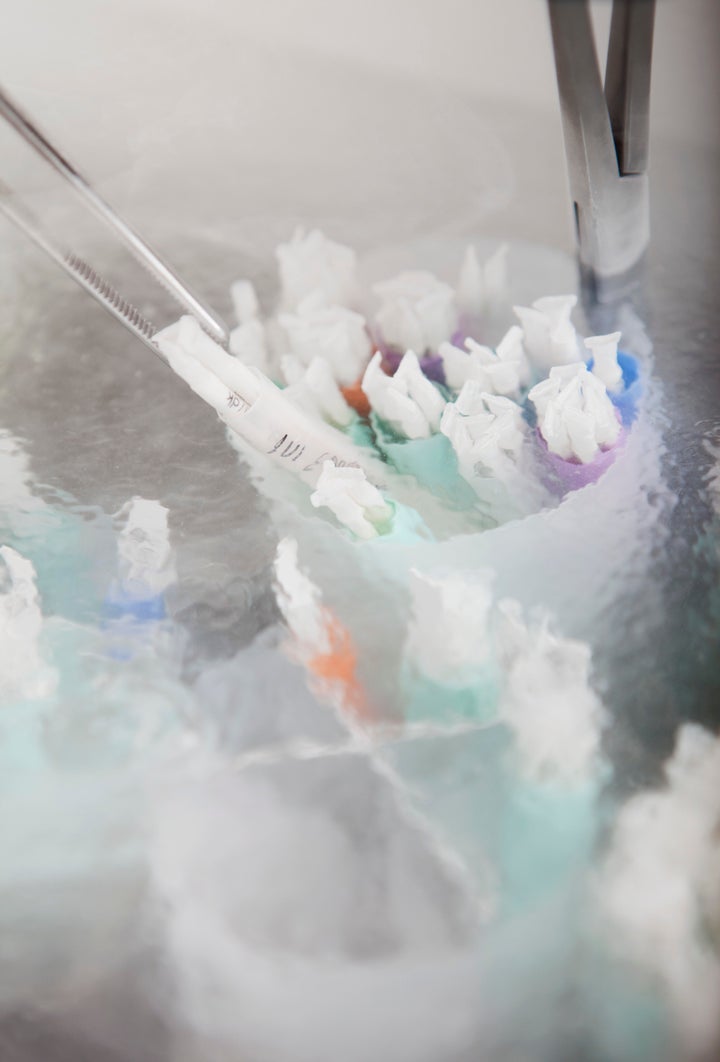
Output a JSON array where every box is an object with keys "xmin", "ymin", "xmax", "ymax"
[
  {"xmin": 373, "ymin": 270, "xmax": 458, "ymax": 354},
  {"xmin": 156, "ymin": 316, "xmax": 262, "ymax": 405},
  {"xmin": 0, "ymin": 546, "xmax": 56, "ymax": 700},
  {"xmin": 404, "ymin": 568, "xmax": 495, "ymax": 685},
  {"xmin": 529, "ymin": 363, "xmax": 621, "ymax": 463},
  {"xmin": 116, "ymin": 498, "xmax": 175, "ymax": 595},
  {"xmin": 495, "ymin": 599, "xmax": 605, "ymax": 782},
  {"xmin": 438, "ymin": 325, "xmax": 530, "ymax": 397},
  {"xmin": 276, "ymin": 228, "xmax": 359, "ymax": 310},
  {"xmin": 440, "ymin": 383, "xmax": 526, "ymax": 480},
  {"xmin": 456, "ymin": 243, "xmax": 509, "ymax": 317},
  {"xmin": 230, "ymin": 279, "xmax": 260, "ymax": 325},
  {"xmin": 281, "ymin": 355, "xmax": 354, "ymax": 428},
  {"xmin": 362, "ymin": 351, "xmax": 445, "ymax": 440},
  {"xmin": 310, "ymin": 461, "xmax": 392, "ymax": 539},
  {"xmin": 403, "ymin": 572, "xmax": 606, "ymax": 781},
  {"xmin": 585, "ymin": 331, "xmax": 623, "ymax": 391},
  {"xmin": 514, "ymin": 294, "xmax": 581, "ymax": 370},
  {"xmin": 597, "ymin": 723, "xmax": 720, "ymax": 1054},
  {"xmin": 229, "ymin": 319, "xmax": 269, "ymax": 372},
  {"xmin": 274, "ymin": 537, "xmax": 329, "ymax": 654},
  {"xmin": 279, "ymin": 293, "xmax": 372, "ymax": 387},
  {"xmin": 0, "ymin": 432, "xmax": 45, "ymax": 522}
]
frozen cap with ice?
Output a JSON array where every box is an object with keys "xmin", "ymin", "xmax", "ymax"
[
  {"xmin": 373, "ymin": 270, "xmax": 458, "ymax": 353},
  {"xmin": 362, "ymin": 350, "xmax": 446, "ymax": 439},
  {"xmin": 279, "ymin": 293, "xmax": 372, "ymax": 386},
  {"xmin": 456, "ymin": 243, "xmax": 508, "ymax": 318},
  {"xmin": 496, "ymin": 601, "xmax": 605, "ymax": 782},
  {"xmin": 514, "ymin": 294, "xmax": 581, "ymax": 371},
  {"xmin": 0, "ymin": 545, "xmax": 56, "ymax": 699},
  {"xmin": 274, "ymin": 537, "xmax": 329, "ymax": 653},
  {"xmin": 585, "ymin": 331, "xmax": 623, "ymax": 390},
  {"xmin": 405, "ymin": 568, "xmax": 495, "ymax": 685},
  {"xmin": 228, "ymin": 279, "xmax": 266, "ymax": 369},
  {"xmin": 116, "ymin": 498, "xmax": 175, "ymax": 594},
  {"xmin": 281, "ymin": 355, "xmax": 353, "ymax": 428},
  {"xmin": 529, "ymin": 363, "xmax": 621, "ymax": 463},
  {"xmin": 598, "ymin": 723, "xmax": 720, "ymax": 1054},
  {"xmin": 276, "ymin": 228, "xmax": 359, "ymax": 310},
  {"xmin": 230, "ymin": 279, "xmax": 260, "ymax": 325},
  {"xmin": 439, "ymin": 325, "xmax": 530, "ymax": 397},
  {"xmin": 310, "ymin": 461, "xmax": 393, "ymax": 539},
  {"xmin": 441, "ymin": 383, "xmax": 526, "ymax": 479}
]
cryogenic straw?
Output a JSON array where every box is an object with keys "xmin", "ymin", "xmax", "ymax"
[
  {"xmin": 155, "ymin": 318, "xmax": 378, "ymax": 488},
  {"xmin": 0, "ymin": 191, "xmax": 373, "ymax": 490},
  {"xmin": 0, "ymin": 170, "xmax": 377, "ymax": 488},
  {"xmin": 0, "ymin": 84, "xmax": 230, "ymax": 346},
  {"xmin": 0, "ymin": 90, "xmax": 379, "ymax": 489}
]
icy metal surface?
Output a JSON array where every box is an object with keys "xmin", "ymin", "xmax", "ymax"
[{"xmin": 0, "ymin": 50, "xmax": 719, "ymax": 1062}]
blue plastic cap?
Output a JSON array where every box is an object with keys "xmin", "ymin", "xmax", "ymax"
[
  {"xmin": 586, "ymin": 351, "xmax": 642, "ymax": 426},
  {"xmin": 103, "ymin": 582, "xmax": 167, "ymax": 622}
]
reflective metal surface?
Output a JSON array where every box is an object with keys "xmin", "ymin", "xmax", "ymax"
[{"xmin": 0, "ymin": 25, "xmax": 718, "ymax": 1062}]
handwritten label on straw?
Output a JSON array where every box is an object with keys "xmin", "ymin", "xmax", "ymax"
[
  {"xmin": 226, "ymin": 388, "xmax": 360, "ymax": 479},
  {"xmin": 267, "ymin": 433, "xmax": 359, "ymax": 473},
  {"xmin": 226, "ymin": 390, "xmax": 252, "ymax": 414}
]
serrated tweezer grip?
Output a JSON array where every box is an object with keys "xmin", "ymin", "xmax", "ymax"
[
  {"xmin": 0, "ymin": 179, "xmax": 163, "ymax": 357},
  {"xmin": 0, "ymin": 84, "xmax": 230, "ymax": 351},
  {"xmin": 64, "ymin": 253, "xmax": 158, "ymax": 343}
]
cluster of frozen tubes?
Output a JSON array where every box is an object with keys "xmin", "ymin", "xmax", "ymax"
[{"xmin": 2, "ymin": 222, "xmax": 719, "ymax": 1055}]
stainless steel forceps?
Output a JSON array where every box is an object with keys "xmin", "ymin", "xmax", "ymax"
[
  {"xmin": 0, "ymin": 84, "xmax": 231, "ymax": 357},
  {"xmin": 547, "ymin": 0, "xmax": 656, "ymax": 299}
]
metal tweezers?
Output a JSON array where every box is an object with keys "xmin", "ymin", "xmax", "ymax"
[
  {"xmin": 1, "ymin": 4, "xmax": 654, "ymax": 344},
  {"xmin": 547, "ymin": 0, "xmax": 656, "ymax": 298},
  {"xmin": 0, "ymin": 85, "xmax": 230, "ymax": 357}
]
